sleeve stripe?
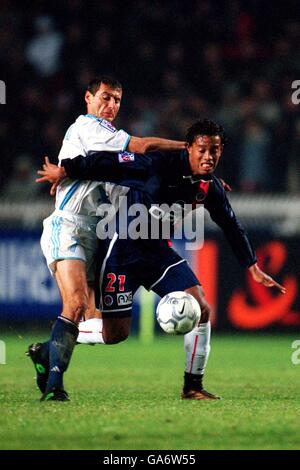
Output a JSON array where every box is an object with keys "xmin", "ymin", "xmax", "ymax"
[{"xmin": 123, "ymin": 134, "xmax": 131, "ymax": 151}]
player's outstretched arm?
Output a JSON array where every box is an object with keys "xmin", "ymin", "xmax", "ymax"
[
  {"xmin": 248, "ymin": 263, "xmax": 286, "ymax": 294},
  {"xmin": 127, "ymin": 136, "xmax": 186, "ymax": 153}
]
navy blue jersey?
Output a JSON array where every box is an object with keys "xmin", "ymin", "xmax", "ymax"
[{"xmin": 62, "ymin": 150, "xmax": 257, "ymax": 268}]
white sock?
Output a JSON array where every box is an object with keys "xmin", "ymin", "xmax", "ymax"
[
  {"xmin": 77, "ymin": 318, "xmax": 105, "ymax": 344},
  {"xmin": 184, "ymin": 321, "xmax": 211, "ymax": 375}
]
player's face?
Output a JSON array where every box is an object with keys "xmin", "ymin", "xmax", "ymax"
[
  {"xmin": 187, "ymin": 135, "xmax": 223, "ymax": 176},
  {"xmin": 85, "ymin": 83, "xmax": 122, "ymax": 122}
]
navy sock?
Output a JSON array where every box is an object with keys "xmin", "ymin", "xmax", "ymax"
[{"xmin": 46, "ymin": 316, "xmax": 79, "ymax": 392}]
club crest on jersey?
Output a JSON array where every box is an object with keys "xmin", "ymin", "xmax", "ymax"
[
  {"xmin": 104, "ymin": 295, "xmax": 114, "ymax": 306},
  {"xmin": 117, "ymin": 292, "xmax": 133, "ymax": 306},
  {"xmin": 100, "ymin": 119, "xmax": 116, "ymax": 133},
  {"xmin": 118, "ymin": 152, "xmax": 135, "ymax": 163}
]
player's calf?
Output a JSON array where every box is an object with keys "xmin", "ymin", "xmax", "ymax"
[{"xmin": 62, "ymin": 291, "xmax": 89, "ymax": 324}]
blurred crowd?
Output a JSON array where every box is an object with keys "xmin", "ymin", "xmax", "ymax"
[{"xmin": 0, "ymin": 0, "xmax": 300, "ymax": 200}]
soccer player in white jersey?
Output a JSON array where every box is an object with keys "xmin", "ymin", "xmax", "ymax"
[{"xmin": 28, "ymin": 76, "xmax": 186, "ymax": 401}]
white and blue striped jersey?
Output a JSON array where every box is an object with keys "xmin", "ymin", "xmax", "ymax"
[{"xmin": 55, "ymin": 114, "xmax": 130, "ymax": 216}]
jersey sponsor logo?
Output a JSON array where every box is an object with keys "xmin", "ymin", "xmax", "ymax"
[
  {"xmin": 117, "ymin": 291, "xmax": 133, "ymax": 306},
  {"xmin": 149, "ymin": 202, "xmax": 186, "ymax": 225},
  {"xmin": 118, "ymin": 151, "xmax": 135, "ymax": 163},
  {"xmin": 100, "ymin": 119, "xmax": 116, "ymax": 133}
]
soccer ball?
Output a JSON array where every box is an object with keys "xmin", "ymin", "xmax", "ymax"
[{"xmin": 156, "ymin": 291, "xmax": 201, "ymax": 335}]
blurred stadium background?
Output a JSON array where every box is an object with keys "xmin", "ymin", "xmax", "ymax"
[{"xmin": 0, "ymin": 0, "xmax": 299, "ymax": 333}]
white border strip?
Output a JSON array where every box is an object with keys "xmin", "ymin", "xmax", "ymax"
[{"xmin": 102, "ymin": 307, "xmax": 132, "ymax": 313}]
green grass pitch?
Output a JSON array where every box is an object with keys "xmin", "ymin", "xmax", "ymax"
[{"xmin": 0, "ymin": 332, "xmax": 300, "ymax": 450}]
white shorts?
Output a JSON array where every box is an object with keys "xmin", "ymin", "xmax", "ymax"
[{"xmin": 41, "ymin": 210, "xmax": 100, "ymax": 283}]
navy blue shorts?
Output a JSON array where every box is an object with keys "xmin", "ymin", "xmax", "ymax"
[{"xmin": 98, "ymin": 235, "xmax": 200, "ymax": 318}]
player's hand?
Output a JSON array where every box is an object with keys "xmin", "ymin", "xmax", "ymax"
[
  {"xmin": 219, "ymin": 178, "xmax": 232, "ymax": 192},
  {"xmin": 248, "ymin": 263, "xmax": 286, "ymax": 294},
  {"xmin": 49, "ymin": 181, "xmax": 60, "ymax": 196},
  {"xmin": 36, "ymin": 156, "xmax": 66, "ymax": 194}
]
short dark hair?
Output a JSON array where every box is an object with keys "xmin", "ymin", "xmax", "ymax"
[
  {"xmin": 87, "ymin": 76, "xmax": 122, "ymax": 95},
  {"xmin": 185, "ymin": 119, "xmax": 227, "ymax": 145}
]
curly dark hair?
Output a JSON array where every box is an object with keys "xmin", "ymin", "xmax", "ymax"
[
  {"xmin": 87, "ymin": 76, "xmax": 122, "ymax": 95},
  {"xmin": 185, "ymin": 119, "xmax": 227, "ymax": 146}
]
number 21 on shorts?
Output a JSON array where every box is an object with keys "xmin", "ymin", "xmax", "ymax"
[{"xmin": 105, "ymin": 273, "xmax": 126, "ymax": 292}]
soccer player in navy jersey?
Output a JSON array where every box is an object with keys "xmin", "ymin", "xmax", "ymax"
[{"xmin": 36, "ymin": 119, "xmax": 285, "ymax": 400}]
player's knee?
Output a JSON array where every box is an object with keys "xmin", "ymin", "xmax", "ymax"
[{"xmin": 102, "ymin": 318, "xmax": 131, "ymax": 344}]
